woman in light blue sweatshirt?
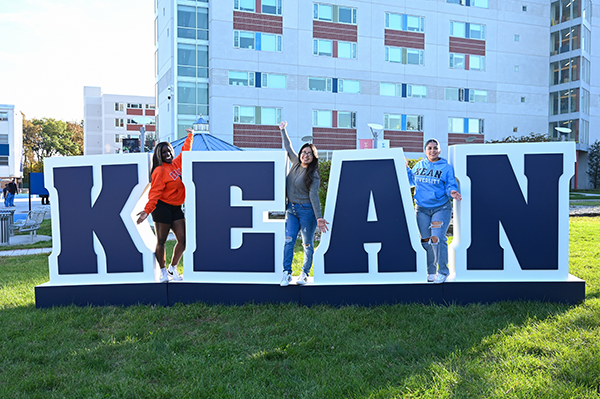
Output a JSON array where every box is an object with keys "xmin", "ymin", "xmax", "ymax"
[{"xmin": 406, "ymin": 139, "xmax": 462, "ymax": 284}]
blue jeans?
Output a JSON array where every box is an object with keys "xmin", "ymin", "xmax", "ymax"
[
  {"xmin": 416, "ymin": 201, "xmax": 453, "ymax": 276},
  {"xmin": 283, "ymin": 203, "xmax": 317, "ymax": 274},
  {"xmin": 5, "ymin": 193, "xmax": 14, "ymax": 207}
]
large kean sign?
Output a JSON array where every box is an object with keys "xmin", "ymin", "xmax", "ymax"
[{"xmin": 35, "ymin": 143, "xmax": 585, "ymax": 308}]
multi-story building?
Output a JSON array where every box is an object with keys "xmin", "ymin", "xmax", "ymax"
[
  {"xmin": 83, "ymin": 86, "xmax": 156, "ymax": 155},
  {"xmin": 155, "ymin": 0, "xmax": 600, "ymax": 188},
  {"xmin": 0, "ymin": 104, "xmax": 23, "ymax": 182}
]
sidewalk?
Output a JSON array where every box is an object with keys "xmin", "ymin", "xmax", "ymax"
[{"xmin": 1, "ymin": 194, "xmax": 52, "ymax": 256}]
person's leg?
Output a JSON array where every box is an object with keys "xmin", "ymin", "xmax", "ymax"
[
  {"xmin": 169, "ymin": 218, "xmax": 186, "ymax": 267},
  {"xmin": 283, "ymin": 206, "xmax": 300, "ymax": 274},
  {"xmin": 416, "ymin": 205, "xmax": 436, "ymax": 275},
  {"xmin": 429, "ymin": 202, "xmax": 453, "ymax": 276},
  {"xmin": 154, "ymin": 221, "xmax": 171, "ymax": 270},
  {"xmin": 297, "ymin": 205, "xmax": 317, "ymax": 275}
]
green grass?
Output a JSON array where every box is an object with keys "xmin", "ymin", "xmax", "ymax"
[
  {"xmin": 0, "ymin": 219, "xmax": 599, "ymax": 397},
  {"xmin": 571, "ymin": 201, "xmax": 600, "ymax": 207}
]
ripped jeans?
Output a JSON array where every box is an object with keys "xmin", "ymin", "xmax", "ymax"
[
  {"xmin": 283, "ymin": 203, "xmax": 317, "ymax": 274},
  {"xmin": 416, "ymin": 201, "xmax": 453, "ymax": 276}
]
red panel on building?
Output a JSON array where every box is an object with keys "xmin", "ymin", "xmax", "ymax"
[
  {"xmin": 384, "ymin": 30, "xmax": 425, "ymax": 50},
  {"xmin": 332, "ymin": 111, "xmax": 338, "ymax": 128},
  {"xmin": 233, "ymin": 124, "xmax": 281, "ymax": 149},
  {"xmin": 126, "ymin": 109, "xmax": 144, "ymax": 116},
  {"xmin": 312, "ymin": 20, "xmax": 358, "ymax": 42},
  {"xmin": 312, "ymin": 128, "xmax": 357, "ymax": 150},
  {"xmin": 127, "ymin": 124, "xmax": 142, "ymax": 131},
  {"xmin": 145, "ymin": 125, "xmax": 156, "ymax": 132},
  {"xmin": 233, "ymin": 11, "xmax": 283, "ymax": 34},
  {"xmin": 145, "ymin": 109, "xmax": 155, "ymax": 116},
  {"xmin": 448, "ymin": 133, "xmax": 485, "ymax": 146},
  {"xmin": 449, "ymin": 37, "xmax": 486, "ymax": 56},
  {"xmin": 255, "ymin": 0, "xmax": 261, "ymax": 13},
  {"xmin": 384, "ymin": 130, "xmax": 424, "ymax": 152},
  {"xmin": 332, "ymin": 40, "xmax": 338, "ymax": 58},
  {"xmin": 465, "ymin": 54, "xmax": 470, "ymax": 70}
]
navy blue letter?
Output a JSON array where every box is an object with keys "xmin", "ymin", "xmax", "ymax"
[
  {"xmin": 467, "ymin": 154, "xmax": 563, "ymax": 270},
  {"xmin": 54, "ymin": 164, "xmax": 143, "ymax": 275},
  {"xmin": 193, "ymin": 162, "xmax": 275, "ymax": 272},
  {"xmin": 324, "ymin": 159, "xmax": 416, "ymax": 274}
]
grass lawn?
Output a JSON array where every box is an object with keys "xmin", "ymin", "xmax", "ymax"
[{"xmin": 0, "ymin": 218, "xmax": 599, "ymax": 398}]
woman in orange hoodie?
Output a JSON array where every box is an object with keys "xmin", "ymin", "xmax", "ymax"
[{"xmin": 137, "ymin": 128, "xmax": 194, "ymax": 282}]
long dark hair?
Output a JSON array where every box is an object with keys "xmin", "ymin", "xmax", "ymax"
[
  {"xmin": 150, "ymin": 142, "xmax": 174, "ymax": 181},
  {"xmin": 299, "ymin": 142, "xmax": 319, "ymax": 189}
]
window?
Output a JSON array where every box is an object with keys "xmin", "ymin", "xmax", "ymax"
[
  {"xmin": 177, "ymin": 5, "xmax": 208, "ymax": 41},
  {"xmin": 115, "ymin": 118, "xmax": 124, "ymax": 127},
  {"xmin": 407, "ymin": 84, "xmax": 427, "ymax": 98},
  {"xmin": 313, "ymin": 110, "xmax": 332, "ymax": 127},
  {"xmin": 261, "ymin": 33, "xmax": 283, "ymax": 52},
  {"xmin": 0, "ymin": 112, "xmax": 8, "ymax": 121},
  {"xmin": 0, "ymin": 157, "xmax": 8, "ymax": 166},
  {"xmin": 177, "ymin": 43, "xmax": 208, "ymax": 78},
  {"xmin": 0, "ymin": 134, "xmax": 8, "ymax": 144},
  {"xmin": 313, "ymin": 3, "xmax": 332, "ymax": 21},
  {"xmin": 450, "ymin": 21, "xmax": 485, "ymax": 40},
  {"xmin": 470, "ymin": 55, "xmax": 485, "ymax": 71},
  {"xmin": 309, "ymin": 77, "xmax": 332, "ymax": 92},
  {"xmin": 471, "ymin": 0, "xmax": 488, "ymax": 8},
  {"xmin": 314, "ymin": 3, "xmax": 357, "ymax": 24},
  {"xmin": 234, "ymin": 0, "xmax": 254, "ymax": 12},
  {"xmin": 127, "ymin": 103, "xmax": 143, "ymax": 109},
  {"xmin": 449, "ymin": 53, "xmax": 465, "ymax": 69},
  {"xmin": 234, "ymin": 30, "xmax": 255, "ymax": 49},
  {"xmin": 262, "ymin": 73, "xmax": 286, "ymax": 89},
  {"xmin": 521, "ymin": 97, "xmax": 526, "ymax": 103},
  {"xmin": 229, "ymin": 71, "xmax": 255, "ymax": 86},
  {"xmin": 233, "ymin": 106, "xmax": 281, "ymax": 125},
  {"xmin": 380, "ymin": 83, "xmax": 399, "ymax": 96},
  {"xmin": 448, "ymin": 117, "xmax": 484, "ymax": 133},
  {"xmin": 114, "ymin": 103, "xmax": 124, "ymax": 112},
  {"xmin": 262, "ymin": 0, "xmax": 282, "ymax": 15},
  {"xmin": 384, "ymin": 114, "xmax": 423, "ymax": 131},
  {"xmin": 385, "ymin": 47, "xmax": 424, "ymax": 65},
  {"xmin": 337, "ymin": 111, "xmax": 356, "ymax": 128},
  {"xmin": 514, "ymin": 34, "xmax": 520, "ymax": 41},
  {"xmin": 385, "ymin": 12, "xmax": 424, "ymax": 33},
  {"xmin": 146, "ymin": 104, "xmax": 156, "ymax": 109},
  {"xmin": 338, "ymin": 79, "xmax": 360, "ymax": 94},
  {"xmin": 470, "ymin": 90, "xmax": 488, "ymax": 103},
  {"xmin": 313, "ymin": 39, "xmax": 333, "ymax": 57},
  {"xmin": 582, "ymin": 57, "xmax": 590, "ymax": 84},
  {"xmin": 338, "ymin": 41, "xmax": 357, "ymax": 59},
  {"xmin": 445, "ymin": 88, "xmax": 461, "ymax": 101},
  {"xmin": 583, "ymin": 26, "xmax": 591, "ymax": 53}
]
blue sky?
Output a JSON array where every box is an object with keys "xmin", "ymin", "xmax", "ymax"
[{"xmin": 0, "ymin": 0, "xmax": 155, "ymax": 122}]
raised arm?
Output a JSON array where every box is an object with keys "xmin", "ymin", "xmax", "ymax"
[{"xmin": 279, "ymin": 121, "xmax": 298, "ymax": 164}]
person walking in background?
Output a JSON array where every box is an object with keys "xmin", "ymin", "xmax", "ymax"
[
  {"xmin": 2, "ymin": 185, "xmax": 8, "ymax": 207},
  {"xmin": 279, "ymin": 121, "xmax": 329, "ymax": 286},
  {"xmin": 406, "ymin": 139, "xmax": 462, "ymax": 284},
  {"xmin": 6, "ymin": 179, "xmax": 17, "ymax": 207},
  {"xmin": 136, "ymin": 128, "xmax": 194, "ymax": 282}
]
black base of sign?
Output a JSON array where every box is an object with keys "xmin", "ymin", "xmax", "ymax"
[{"xmin": 35, "ymin": 278, "xmax": 586, "ymax": 308}]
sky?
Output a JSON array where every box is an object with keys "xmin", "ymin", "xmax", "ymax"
[{"xmin": 0, "ymin": 0, "xmax": 155, "ymax": 122}]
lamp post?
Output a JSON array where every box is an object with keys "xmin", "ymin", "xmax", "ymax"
[
  {"xmin": 301, "ymin": 135, "xmax": 313, "ymax": 144},
  {"xmin": 367, "ymin": 123, "xmax": 383, "ymax": 149},
  {"xmin": 555, "ymin": 127, "xmax": 572, "ymax": 141},
  {"xmin": 132, "ymin": 116, "xmax": 154, "ymax": 152}
]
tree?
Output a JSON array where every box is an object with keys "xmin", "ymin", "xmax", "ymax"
[
  {"xmin": 587, "ymin": 140, "xmax": 600, "ymax": 189},
  {"xmin": 23, "ymin": 118, "xmax": 83, "ymax": 165},
  {"xmin": 144, "ymin": 132, "xmax": 158, "ymax": 152},
  {"xmin": 486, "ymin": 132, "xmax": 551, "ymax": 144}
]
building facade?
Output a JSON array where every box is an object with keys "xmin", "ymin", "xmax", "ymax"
[
  {"xmin": 155, "ymin": 0, "xmax": 600, "ymax": 188},
  {"xmin": 0, "ymin": 104, "xmax": 23, "ymax": 181},
  {"xmin": 83, "ymin": 86, "xmax": 156, "ymax": 155}
]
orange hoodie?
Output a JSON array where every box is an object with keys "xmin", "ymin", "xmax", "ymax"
[{"xmin": 144, "ymin": 133, "xmax": 193, "ymax": 214}]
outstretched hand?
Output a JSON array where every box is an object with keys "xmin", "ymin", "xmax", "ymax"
[
  {"xmin": 317, "ymin": 218, "xmax": 329, "ymax": 233},
  {"xmin": 450, "ymin": 190, "xmax": 462, "ymax": 201},
  {"xmin": 136, "ymin": 211, "xmax": 148, "ymax": 224},
  {"xmin": 279, "ymin": 121, "xmax": 287, "ymax": 130},
  {"xmin": 185, "ymin": 127, "xmax": 193, "ymax": 134}
]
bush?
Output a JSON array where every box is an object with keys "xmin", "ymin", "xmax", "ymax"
[{"xmin": 587, "ymin": 140, "xmax": 600, "ymax": 189}]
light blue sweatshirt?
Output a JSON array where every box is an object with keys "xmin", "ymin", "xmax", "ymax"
[{"xmin": 406, "ymin": 158, "xmax": 459, "ymax": 208}]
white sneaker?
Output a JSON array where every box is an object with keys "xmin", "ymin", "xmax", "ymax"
[
  {"xmin": 434, "ymin": 274, "xmax": 448, "ymax": 284},
  {"xmin": 427, "ymin": 274, "xmax": 436, "ymax": 282},
  {"xmin": 280, "ymin": 271, "xmax": 292, "ymax": 287},
  {"xmin": 297, "ymin": 271, "xmax": 308, "ymax": 285},
  {"xmin": 168, "ymin": 265, "xmax": 183, "ymax": 281},
  {"xmin": 159, "ymin": 268, "xmax": 170, "ymax": 282}
]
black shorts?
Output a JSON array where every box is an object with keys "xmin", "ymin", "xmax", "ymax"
[{"xmin": 151, "ymin": 200, "xmax": 185, "ymax": 224}]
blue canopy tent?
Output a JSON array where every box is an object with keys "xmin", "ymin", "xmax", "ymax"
[{"xmin": 171, "ymin": 117, "xmax": 242, "ymax": 156}]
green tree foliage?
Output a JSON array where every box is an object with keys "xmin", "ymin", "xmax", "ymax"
[
  {"xmin": 486, "ymin": 132, "xmax": 551, "ymax": 143},
  {"xmin": 144, "ymin": 132, "xmax": 158, "ymax": 152},
  {"xmin": 22, "ymin": 118, "xmax": 84, "ymax": 185},
  {"xmin": 318, "ymin": 159, "xmax": 331, "ymax": 213},
  {"xmin": 587, "ymin": 140, "xmax": 600, "ymax": 189}
]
